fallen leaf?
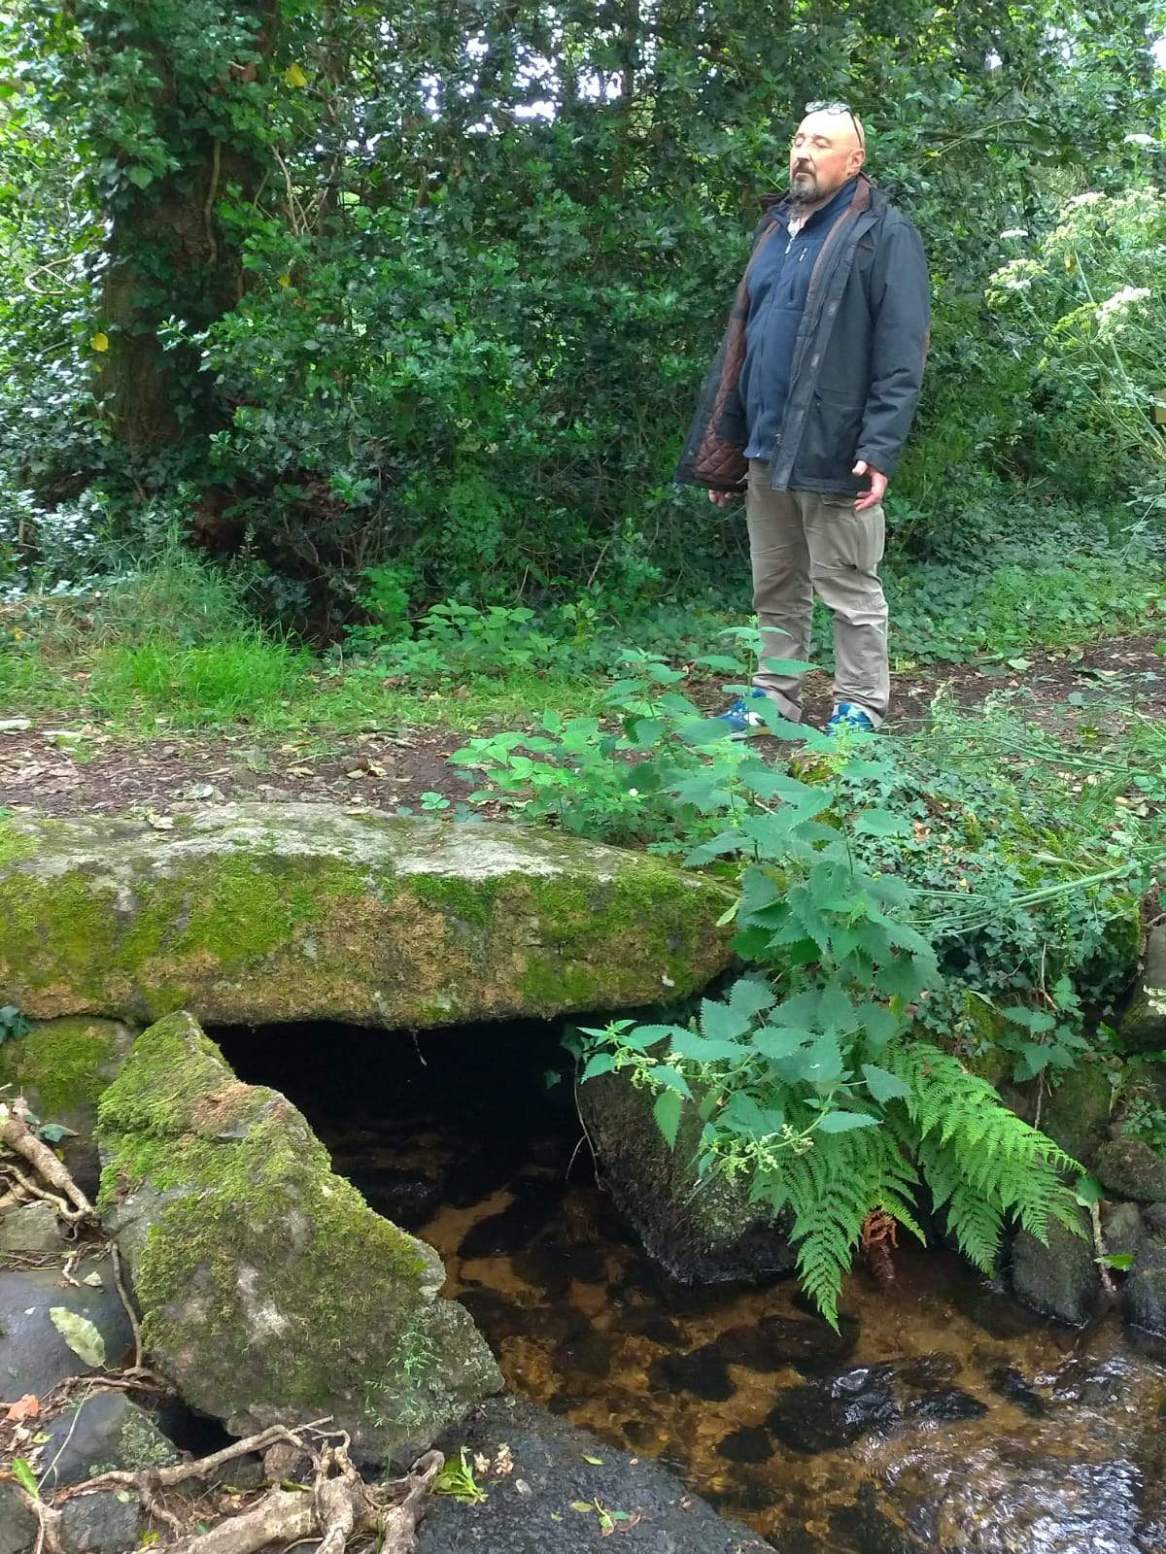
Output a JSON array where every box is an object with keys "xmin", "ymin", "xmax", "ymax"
[
  {"xmin": 5, "ymin": 1395, "xmax": 39, "ymax": 1422},
  {"xmin": 582, "ymin": 1454, "xmax": 604, "ymax": 1466},
  {"xmin": 48, "ymin": 1307, "xmax": 106, "ymax": 1367}
]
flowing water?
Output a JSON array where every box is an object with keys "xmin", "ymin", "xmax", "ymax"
[{"xmin": 218, "ymin": 1021, "xmax": 1166, "ymax": 1554}]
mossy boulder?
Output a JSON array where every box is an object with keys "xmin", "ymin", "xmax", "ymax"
[
  {"xmin": 1117, "ymin": 922, "xmax": 1166, "ymax": 1053},
  {"xmin": 96, "ymin": 1011, "xmax": 502, "ymax": 1460},
  {"xmin": 0, "ymin": 1017, "xmax": 136, "ymax": 1194},
  {"xmin": 578, "ymin": 1070, "xmax": 795, "ymax": 1284},
  {"xmin": 1009, "ymin": 1211, "xmax": 1101, "ymax": 1327},
  {"xmin": 0, "ymin": 804, "xmax": 732, "ymax": 1028},
  {"xmin": 1095, "ymin": 1137, "xmax": 1166, "ymax": 1203},
  {"xmin": 1037, "ymin": 1061, "xmax": 1115, "ymax": 1168}
]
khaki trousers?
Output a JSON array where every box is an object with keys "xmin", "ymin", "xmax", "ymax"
[{"xmin": 745, "ymin": 459, "xmax": 889, "ymax": 724}]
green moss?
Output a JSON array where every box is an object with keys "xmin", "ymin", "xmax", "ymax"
[
  {"xmin": 0, "ymin": 819, "xmax": 37, "ymax": 866},
  {"xmin": 0, "ymin": 1017, "xmax": 133, "ymax": 1119}
]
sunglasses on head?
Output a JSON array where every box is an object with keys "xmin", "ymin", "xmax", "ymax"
[{"xmin": 803, "ymin": 100, "xmax": 865, "ymax": 149}]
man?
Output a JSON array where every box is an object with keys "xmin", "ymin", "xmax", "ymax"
[{"xmin": 676, "ymin": 103, "xmax": 930, "ymax": 733}]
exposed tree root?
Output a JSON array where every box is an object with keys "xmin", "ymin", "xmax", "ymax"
[{"xmin": 0, "ymin": 1103, "xmax": 94, "ymax": 1221}]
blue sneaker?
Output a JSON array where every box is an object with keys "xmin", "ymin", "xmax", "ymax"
[
  {"xmin": 826, "ymin": 702, "xmax": 876, "ymax": 734},
  {"xmin": 718, "ymin": 688, "xmax": 771, "ymax": 736}
]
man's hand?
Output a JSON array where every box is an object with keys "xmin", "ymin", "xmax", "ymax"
[
  {"xmin": 708, "ymin": 489, "xmax": 737, "ymax": 507},
  {"xmin": 852, "ymin": 460, "xmax": 887, "ymax": 513}
]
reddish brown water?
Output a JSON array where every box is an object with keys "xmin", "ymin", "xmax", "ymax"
[{"xmin": 219, "ymin": 1021, "xmax": 1166, "ymax": 1553}]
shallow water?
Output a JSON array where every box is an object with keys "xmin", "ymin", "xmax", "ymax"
[{"xmin": 218, "ymin": 1021, "xmax": 1166, "ymax": 1553}]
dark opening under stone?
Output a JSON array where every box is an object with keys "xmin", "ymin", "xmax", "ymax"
[{"xmin": 717, "ymin": 1426, "xmax": 774, "ymax": 1464}]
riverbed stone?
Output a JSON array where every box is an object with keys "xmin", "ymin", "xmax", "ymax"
[
  {"xmin": 578, "ymin": 1070, "xmax": 795, "ymax": 1284},
  {"xmin": 96, "ymin": 1010, "xmax": 502, "ymax": 1460},
  {"xmin": 1118, "ymin": 922, "xmax": 1166, "ymax": 1052},
  {"xmin": 0, "ymin": 1256, "xmax": 132, "ymax": 1397},
  {"xmin": 0, "ymin": 1200, "xmax": 64, "ymax": 1255},
  {"xmin": 0, "ymin": 1018, "xmax": 136, "ymax": 1195},
  {"xmin": 1010, "ymin": 1213, "xmax": 1101, "ymax": 1326},
  {"xmin": 0, "ymin": 804, "xmax": 732, "ymax": 1028},
  {"xmin": 39, "ymin": 1392, "xmax": 178, "ymax": 1489},
  {"xmin": 1096, "ymin": 1136, "xmax": 1166, "ymax": 1203},
  {"xmin": 416, "ymin": 1396, "xmax": 773, "ymax": 1554}
]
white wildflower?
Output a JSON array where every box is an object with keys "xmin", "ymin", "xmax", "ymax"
[
  {"xmin": 1096, "ymin": 285, "xmax": 1151, "ymax": 332},
  {"xmin": 1067, "ymin": 191, "xmax": 1105, "ymax": 207},
  {"xmin": 1124, "ymin": 133, "xmax": 1157, "ymax": 147},
  {"xmin": 999, "ymin": 228, "xmax": 1028, "ymax": 240}
]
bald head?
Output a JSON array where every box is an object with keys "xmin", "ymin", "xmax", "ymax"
[{"xmin": 789, "ymin": 107, "xmax": 866, "ymax": 207}]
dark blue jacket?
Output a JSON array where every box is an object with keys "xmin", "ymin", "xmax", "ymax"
[
  {"xmin": 740, "ymin": 178, "xmax": 858, "ymax": 461},
  {"xmin": 676, "ymin": 175, "xmax": 930, "ymax": 495}
]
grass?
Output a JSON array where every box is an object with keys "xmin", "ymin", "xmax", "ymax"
[{"xmin": 0, "ymin": 513, "xmax": 1163, "ymax": 742}]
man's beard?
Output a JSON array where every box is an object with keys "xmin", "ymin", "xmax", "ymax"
[{"xmin": 789, "ymin": 167, "xmax": 819, "ymax": 205}]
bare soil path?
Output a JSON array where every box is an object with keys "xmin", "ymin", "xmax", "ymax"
[{"xmin": 1, "ymin": 631, "xmax": 1162, "ymax": 821}]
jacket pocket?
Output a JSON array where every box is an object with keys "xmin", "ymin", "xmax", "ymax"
[{"xmin": 799, "ymin": 391, "xmax": 863, "ymax": 481}]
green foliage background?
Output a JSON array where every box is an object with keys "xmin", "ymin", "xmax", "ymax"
[{"xmin": 2, "ymin": 0, "xmax": 1165, "ymax": 628}]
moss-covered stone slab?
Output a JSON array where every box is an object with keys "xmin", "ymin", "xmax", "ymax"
[
  {"xmin": 1118, "ymin": 922, "xmax": 1166, "ymax": 1053},
  {"xmin": 0, "ymin": 803, "xmax": 732, "ymax": 1028},
  {"xmin": 97, "ymin": 1011, "xmax": 502, "ymax": 1460}
]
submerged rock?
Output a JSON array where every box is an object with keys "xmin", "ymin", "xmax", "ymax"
[
  {"xmin": 0, "ymin": 803, "xmax": 731, "ymax": 1027},
  {"xmin": 416, "ymin": 1396, "xmax": 773, "ymax": 1554},
  {"xmin": 1010, "ymin": 1213, "xmax": 1102, "ymax": 1326},
  {"xmin": 578, "ymin": 1070, "xmax": 795, "ymax": 1284},
  {"xmin": 97, "ymin": 1011, "xmax": 501, "ymax": 1459}
]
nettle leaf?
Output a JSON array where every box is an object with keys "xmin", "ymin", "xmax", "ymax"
[
  {"xmin": 793, "ymin": 1033, "xmax": 844, "ymax": 1086},
  {"xmin": 648, "ymin": 1064, "xmax": 692, "ymax": 1098},
  {"xmin": 816, "ymin": 1110, "xmax": 880, "ymax": 1133},
  {"xmin": 817, "ymin": 984, "xmax": 858, "ymax": 1035},
  {"xmin": 751, "ymin": 1025, "xmax": 809, "ymax": 1062},
  {"xmin": 653, "ymin": 1089, "xmax": 684, "ymax": 1148},
  {"xmin": 1003, "ymin": 1006, "xmax": 1058, "ymax": 1032},
  {"xmin": 857, "ymin": 1002, "xmax": 901, "ymax": 1050},
  {"xmin": 728, "ymin": 977, "xmax": 777, "ymax": 1021},
  {"xmin": 621, "ymin": 1024, "xmax": 681, "ymax": 1051},
  {"xmin": 700, "ymin": 999, "xmax": 751, "ymax": 1042},
  {"xmin": 669, "ymin": 1031, "xmax": 743, "ymax": 1064},
  {"xmin": 581, "ymin": 1052, "xmax": 616, "ymax": 1081},
  {"xmin": 862, "ymin": 1063, "xmax": 910, "ymax": 1103},
  {"xmin": 721, "ymin": 1091, "xmax": 783, "ymax": 1136}
]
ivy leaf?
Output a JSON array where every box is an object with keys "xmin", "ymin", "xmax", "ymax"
[
  {"xmin": 125, "ymin": 166, "xmax": 154, "ymax": 190},
  {"xmin": 49, "ymin": 1308, "xmax": 105, "ymax": 1368},
  {"xmin": 816, "ymin": 1110, "xmax": 880, "ymax": 1133},
  {"xmin": 861, "ymin": 1063, "xmax": 910, "ymax": 1103},
  {"xmin": 853, "ymin": 808, "xmax": 913, "ymax": 837},
  {"xmin": 653, "ymin": 1089, "xmax": 683, "ymax": 1148}
]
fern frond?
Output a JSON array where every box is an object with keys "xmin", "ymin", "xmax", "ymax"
[
  {"xmin": 889, "ymin": 1041, "xmax": 1083, "ymax": 1270},
  {"xmin": 783, "ymin": 1124, "xmax": 921, "ymax": 1328}
]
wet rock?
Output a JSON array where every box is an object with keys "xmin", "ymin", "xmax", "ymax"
[
  {"xmin": 0, "ymin": 1200, "xmax": 63, "ymax": 1255},
  {"xmin": 1096, "ymin": 1137, "xmax": 1166, "ymax": 1203},
  {"xmin": 0, "ymin": 804, "xmax": 732, "ymax": 1028},
  {"xmin": 553, "ymin": 1328, "xmax": 616, "ymax": 1379},
  {"xmin": 59, "ymin": 1491, "xmax": 142, "ymax": 1554},
  {"xmin": 1039, "ymin": 1061, "xmax": 1114, "ymax": 1167},
  {"xmin": 716, "ymin": 1426, "xmax": 773, "ymax": 1464},
  {"xmin": 1100, "ymin": 1200, "xmax": 1144, "ymax": 1259},
  {"xmin": 1010, "ymin": 1212, "xmax": 1101, "ymax": 1325},
  {"xmin": 828, "ymin": 1485, "xmax": 925, "ymax": 1554},
  {"xmin": 648, "ymin": 1343, "xmax": 735, "ymax": 1402},
  {"xmin": 904, "ymin": 1387, "xmax": 988, "ymax": 1425},
  {"xmin": 458, "ymin": 1182, "xmax": 561, "ymax": 1258},
  {"xmin": 1124, "ymin": 1244, "xmax": 1166, "ymax": 1338},
  {"xmin": 892, "ymin": 1352, "xmax": 959, "ymax": 1391},
  {"xmin": 0, "ymin": 1257, "xmax": 132, "ymax": 1398},
  {"xmin": 711, "ymin": 1313, "xmax": 858, "ymax": 1376},
  {"xmin": 989, "ymin": 1365, "xmax": 1048, "ymax": 1417},
  {"xmin": 346, "ymin": 1168, "xmax": 442, "ymax": 1229},
  {"xmin": 579, "ymin": 1069, "xmax": 795, "ymax": 1284},
  {"xmin": 620, "ymin": 1416, "xmax": 664, "ymax": 1450},
  {"xmin": 767, "ymin": 1364, "xmax": 900, "ymax": 1454},
  {"xmin": 0, "ymin": 1481, "xmax": 37, "ymax": 1554},
  {"xmin": 40, "ymin": 1392, "xmax": 178, "ymax": 1490},
  {"xmin": 98, "ymin": 1012, "xmax": 501, "ymax": 1461},
  {"xmin": 418, "ymin": 1397, "xmax": 772, "ymax": 1554},
  {"xmin": 951, "ymin": 1277, "xmax": 1046, "ymax": 1340},
  {"xmin": 512, "ymin": 1240, "xmax": 608, "ymax": 1296},
  {"xmin": 1117, "ymin": 922, "xmax": 1166, "ymax": 1052},
  {"xmin": 613, "ymin": 1307, "xmax": 685, "ymax": 1347}
]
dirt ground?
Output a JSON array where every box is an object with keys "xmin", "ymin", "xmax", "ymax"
[{"xmin": 1, "ymin": 631, "xmax": 1162, "ymax": 820}]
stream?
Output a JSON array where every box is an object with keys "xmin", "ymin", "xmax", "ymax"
[{"xmin": 217, "ymin": 1020, "xmax": 1166, "ymax": 1554}]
